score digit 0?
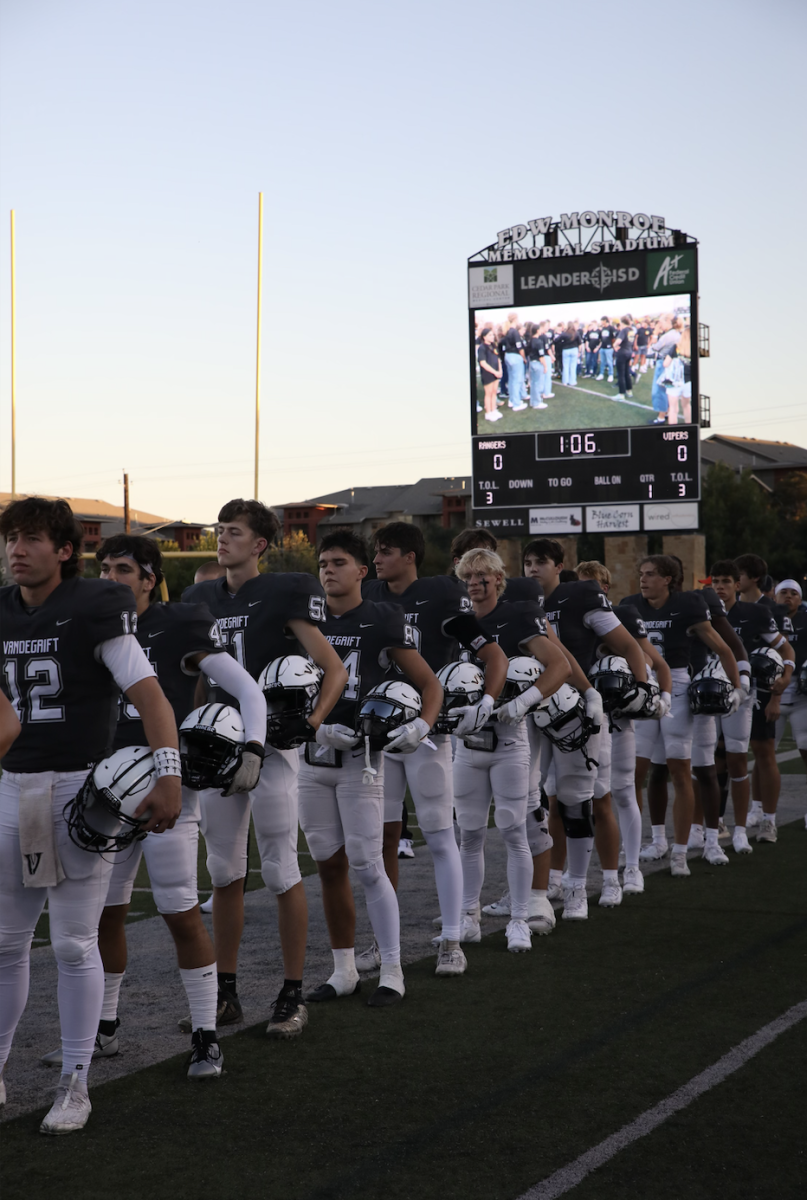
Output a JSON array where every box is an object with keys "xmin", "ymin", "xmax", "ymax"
[{"xmin": 493, "ymin": 454, "xmax": 503, "ymax": 470}]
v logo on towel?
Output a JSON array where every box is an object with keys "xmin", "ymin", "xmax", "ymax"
[{"xmin": 26, "ymin": 853, "xmax": 42, "ymax": 875}]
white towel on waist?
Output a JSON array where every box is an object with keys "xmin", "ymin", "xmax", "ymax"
[{"xmin": 18, "ymin": 773, "xmax": 66, "ymax": 888}]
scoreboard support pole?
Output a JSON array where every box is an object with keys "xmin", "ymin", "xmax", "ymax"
[
  {"xmin": 604, "ymin": 535, "xmax": 647, "ymax": 604},
  {"xmin": 662, "ymin": 534, "xmax": 706, "ymax": 591}
]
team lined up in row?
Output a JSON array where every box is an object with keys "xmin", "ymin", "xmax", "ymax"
[{"xmin": 0, "ymin": 496, "xmax": 803, "ymax": 1135}]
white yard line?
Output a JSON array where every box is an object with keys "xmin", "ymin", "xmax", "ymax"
[
  {"xmin": 555, "ymin": 382, "xmax": 652, "ymax": 411},
  {"xmin": 517, "ymin": 999, "xmax": 807, "ymax": 1200}
]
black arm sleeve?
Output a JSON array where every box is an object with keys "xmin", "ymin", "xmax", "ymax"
[{"xmin": 443, "ymin": 612, "xmax": 495, "ymax": 654}]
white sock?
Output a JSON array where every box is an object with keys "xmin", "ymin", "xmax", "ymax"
[
  {"xmin": 459, "ymin": 826, "xmax": 487, "ymax": 913},
  {"xmin": 549, "ymin": 868, "xmax": 563, "ymax": 888},
  {"xmin": 423, "ymin": 826, "xmax": 463, "ymax": 942},
  {"xmin": 672, "ymin": 843, "xmax": 687, "ymax": 855},
  {"xmin": 179, "ymin": 963, "xmax": 218, "ymax": 1032},
  {"xmin": 326, "ymin": 948, "xmax": 358, "ymax": 993},
  {"xmin": 59, "ymin": 1070, "xmax": 88, "ymax": 1095},
  {"xmin": 378, "ymin": 964, "xmax": 405, "ymax": 996},
  {"xmin": 735, "ymin": 824, "xmax": 746, "ymax": 833},
  {"xmin": 651, "ymin": 824, "xmax": 667, "ymax": 844},
  {"xmin": 499, "ymin": 822, "xmax": 532, "ymax": 921},
  {"xmin": 613, "ymin": 785, "xmax": 642, "ymax": 867},
  {"xmin": 602, "ymin": 869, "xmax": 619, "ymax": 884},
  {"xmin": 566, "ymin": 836, "xmax": 593, "ymax": 885},
  {"xmin": 750, "ymin": 800, "xmax": 763, "ymax": 813},
  {"xmin": 100, "ymin": 972, "xmax": 124, "ymax": 1023},
  {"xmin": 353, "ymin": 860, "xmax": 401, "ymax": 966},
  {"xmin": 531, "ymin": 888, "xmax": 548, "ymax": 900},
  {"xmin": 690, "ymin": 823, "xmax": 703, "ymax": 835},
  {"xmin": 705, "ymin": 827, "xmax": 719, "ymax": 847},
  {"xmin": 763, "ymin": 811, "xmax": 777, "ymax": 824}
]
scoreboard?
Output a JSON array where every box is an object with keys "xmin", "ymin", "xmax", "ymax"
[
  {"xmin": 473, "ymin": 423, "xmax": 699, "ymax": 509},
  {"xmin": 468, "ymin": 211, "xmax": 702, "ymax": 534}
]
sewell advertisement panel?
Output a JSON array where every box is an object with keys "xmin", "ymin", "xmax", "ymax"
[{"xmin": 469, "ymin": 212, "xmax": 700, "ymax": 523}]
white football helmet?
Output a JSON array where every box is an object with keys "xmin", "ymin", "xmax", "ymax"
[
  {"xmin": 66, "ymin": 746, "xmax": 155, "ymax": 852},
  {"xmin": 358, "ymin": 680, "xmax": 422, "ymax": 751},
  {"xmin": 588, "ymin": 655, "xmax": 635, "ymax": 713},
  {"xmin": 688, "ymin": 659, "xmax": 733, "ymax": 715},
  {"xmin": 532, "ymin": 683, "xmax": 597, "ymax": 758},
  {"xmin": 435, "ymin": 662, "xmax": 485, "ymax": 733},
  {"xmin": 259, "ymin": 655, "xmax": 323, "ymax": 749},
  {"xmin": 750, "ymin": 646, "xmax": 785, "ymax": 690},
  {"xmin": 498, "ymin": 656, "xmax": 545, "ymax": 707},
  {"xmin": 180, "ymin": 703, "xmax": 245, "ymax": 790}
]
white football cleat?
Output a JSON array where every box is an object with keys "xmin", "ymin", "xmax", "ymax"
[
  {"xmin": 546, "ymin": 880, "xmax": 564, "ymax": 901},
  {"xmin": 598, "ymin": 880, "xmax": 623, "ymax": 908},
  {"xmin": 200, "ymin": 894, "xmax": 214, "ymax": 913},
  {"xmin": 622, "ymin": 865, "xmax": 645, "ymax": 894},
  {"xmin": 40, "ymin": 1073, "xmax": 91, "ymax": 1135},
  {"xmin": 459, "ymin": 912, "xmax": 482, "ymax": 943},
  {"xmin": 527, "ymin": 895, "xmax": 556, "ymax": 935},
  {"xmin": 639, "ymin": 841, "xmax": 669, "ymax": 861},
  {"xmin": 355, "ymin": 941, "xmax": 382, "ymax": 972},
  {"xmin": 745, "ymin": 806, "xmax": 763, "ymax": 829},
  {"xmin": 41, "ymin": 1020, "xmax": 120, "ymax": 1067},
  {"xmin": 687, "ymin": 825, "xmax": 705, "ymax": 851},
  {"xmin": 482, "ymin": 890, "xmax": 511, "ymax": 917},
  {"xmin": 732, "ymin": 828, "xmax": 753, "ymax": 854},
  {"xmin": 703, "ymin": 843, "xmax": 729, "ymax": 866},
  {"xmin": 187, "ymin": 1030, "xmax": 224, "ymax": 1079},
  {"xmin": 562, "ymin": 886, "xmax": 588, "ymax": 920},
  {"xmin": 670, "ymin": 851, "xmax": 691, "ymax": 877},
  {"xmin": 398, "ymin": 838, "xmax": 415, "ymax": 859},
  {"xmin": 757, "ymin": 819, "xmax": 777, "ymax": 844},
  {"xmin": 435, "ymin": 940, "xmax": 467, "ymax": 976},
  {"xmin": 506, "ymin": 919, "xmax": 532, "ymax": 952}
]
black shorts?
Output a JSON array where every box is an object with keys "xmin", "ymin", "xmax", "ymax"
[
  {"xmin": 750, "ymin": 692, "xmax": 776, "ymax": 742},
  {"xmin": 480, "ymin": 369, "xmax": 498, "ymax": 385}
]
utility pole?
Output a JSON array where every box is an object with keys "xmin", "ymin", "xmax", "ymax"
[
  {"xmin": 123, "ymin": 472, "xmax": 130, "ymax": 533},
  {"xmin": 254, "ymin": 191, "xmax": 263, "ymax": 499},
  {"xmin": 10, "ymin": 210, "xmax": 17, "ymax": 497}
]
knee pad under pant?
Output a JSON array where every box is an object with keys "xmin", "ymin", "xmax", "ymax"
[
  {"xmin": 559, "ymin": 799, "xmax": 595, "ymax": 839},
  {"xmin": 352, "ymin": 857, "xmax": 386, "ymax": 895},
  {"xmin": 526, "ymin": 806, "xmax": 553, "ymax": 856}
]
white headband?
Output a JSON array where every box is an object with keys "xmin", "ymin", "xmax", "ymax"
[
  {"xmin": 775, "ymin": 578, "xmax": 802, "ymax": 599},
  {"xmin": 108, "ymin": 553, "xmax": 156, "ymax": 579}
]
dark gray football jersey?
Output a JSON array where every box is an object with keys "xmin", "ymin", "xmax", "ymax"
[
  {"xmin": 113, "ymin": 601, "xmax": 225, "ymax": 750},
  {"xmin": 475, "ymin": 600, "xmax": 547, "ymax": 658},
  {"xmin": 0, "ymin": 577, "xmax": 139, "ymax": 772},
  {"xmin": 543, "ymin": 580, "xmax": 619, "ymax": 674},
  {"xmin": 622, "ymin": 590, "xmax": 710, "ymax": 668},
  {"xmin": 362, "ymin": 575, "xmax": 490, "ymax": 671},
  {"xmin": 322, "ymin": 599, "xmax": 414, "ymax": 727},
  {"xmin": 182, "ymin": 571, "xmax": 326, "ymax": 708}
]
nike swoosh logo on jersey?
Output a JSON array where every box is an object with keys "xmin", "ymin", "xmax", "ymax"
[
  {"xmin": 558, "ymin": 598, "xmax": 570, "ymax": 604},
  {"xmin": 497, "ymin": 623, "xmax": 508, "ymax": 628},
  {"xmin": 149, "ymin": 631, "xmax": 164, "ymax": 638},
  {"xmin": 416, "ymin": 600, "xmax": 429, "ymax": 605},
  {"xmin": 56, "ymin": 619, "xmax": 72, "ymax": 626},
  {"xmin": 249, "ymin": 601, "xmax": 262, "ymax": 607},
  {"xmin": 360, "ymin": 623, "xmax": 374, "ymax": 628}
]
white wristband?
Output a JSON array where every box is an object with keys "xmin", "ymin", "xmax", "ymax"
[
  {"xmin": 736, "ymin": 660, "xmax": 751, "ymax": 676},
  {"xmin": 153, "ymin": 747, "xmax": 182, "ymax": 778}
]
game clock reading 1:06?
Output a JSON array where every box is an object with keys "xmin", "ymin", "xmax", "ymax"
[{"xmin": 473, "ymin": 424, "xmax": 699, "ymax": 507}]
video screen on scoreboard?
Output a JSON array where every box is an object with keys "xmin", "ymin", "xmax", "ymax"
[{"xmin": 472, "ymin": 293, "xmax": 694, "ymax": 434}]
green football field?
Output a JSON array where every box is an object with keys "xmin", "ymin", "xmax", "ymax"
[
  {"xmin": 476, "ymin": 364, "xmax": 664, "ymax": 435},
  {"xmin": 6, "ymin": 821, "xmax": 806, "ymax": 1200}
]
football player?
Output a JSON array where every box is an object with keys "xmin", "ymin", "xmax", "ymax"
[
  {"xmin": 625, "ymin": 556, "xmax": 742, "ymax": 876},
  {"xmin": 734, "ymin": 554, "xmax": 795, "ymax": 839},
  {"xmin": 683, "ymin": 571, "xmax": 748, "ymax": 857},
  {"xmin": 0, "ymin": 499, "xmax": 181, "ymax": 1134},
  {"xmin": 575, "ymin": 561, "xmax": 673, "ymax": 895},
  {"xmin": 454, "ymin": 548, "xmax": 570, "ymax": 951},
  {"xmin": 710, "ymin": 560, "xmax": 794, "ymax": 845},
  {"xmin": 301, "ymin": 529, "xmax": 442, "ymax": 1005},
  {"xmin": 773, "ymin": 580, "xmax": 807, "ymax": 826},
  {"xmin": 363, "ymin": 522, "xmax": 507, "ymax": 975},
  {"xmin": 523, "ymin": 540, "xmax": 650, "ymax": 914},
  {"xmin": 43, "ymin": 536, "xmax": 264, "ymax": 1075},
  {"xmin": 182, "ymin": 500, "xmax": 347, "ymax": 1037}
]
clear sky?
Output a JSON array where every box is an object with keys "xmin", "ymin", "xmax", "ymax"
[{"xmin": 1, "ymin": 0, "xmax": 804, "ymax": 523}]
